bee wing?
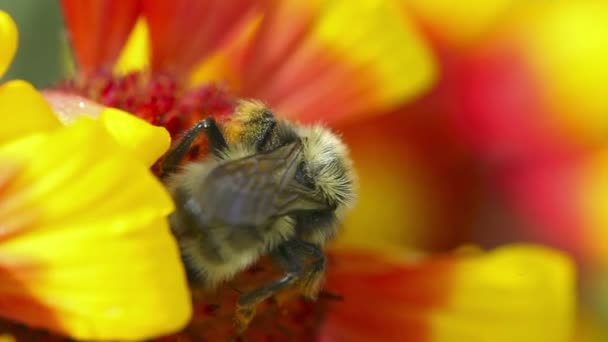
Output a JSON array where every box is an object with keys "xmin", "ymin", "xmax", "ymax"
[{"xmin": 198, "ymin": 141, "xmax": 328, "ymax": 227}]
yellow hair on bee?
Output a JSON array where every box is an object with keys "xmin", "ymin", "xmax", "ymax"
[{"xmin": 223, "ymin": 99, "xmax": 270, "ymax": 144}]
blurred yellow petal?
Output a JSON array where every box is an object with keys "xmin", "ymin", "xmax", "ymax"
[
  {"xmin": 431, "ymin": 245, "xmax": 575, "ymax": 342},
  {"xmin": 99, "ymin": 107, "xmax": 171, "ymax": 167},
  {"xmin": 0, "ymin": 10, "xmax": 17, "ymax": 78},
  {"xmin": 403, "ymin": 0, "xmax": 517, "ymax": 48},
  {"xmin": 114, "ymin": 18, "xmax": 150, "ymax": 76},
  {"xmin": 323, "ymin": 245, "xmax": 575, "ymax": 342},
  {"xmin": 514, "ymin": 1, "xmax": 608, "ymax": 145},
  {"xmin": 0, "ymin": 80, "xmax": 61, "ymax": 145},
  {"xmin": 0, "ymin": 118, "xmax": 190, "ymax": 340}
]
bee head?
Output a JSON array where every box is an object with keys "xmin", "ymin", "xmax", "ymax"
[{"xmin": 295, "ymin": 125, "xmax": 357, "ymax": 212}]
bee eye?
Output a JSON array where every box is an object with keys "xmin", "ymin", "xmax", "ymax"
[{"xmin": 295, "ymin": 161, "xmax": 315, "ymax": 189}]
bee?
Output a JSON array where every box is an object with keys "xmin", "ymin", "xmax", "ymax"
[{"xmin": 160, "ymin": 100, "xmax": 356, "ymax": 331}]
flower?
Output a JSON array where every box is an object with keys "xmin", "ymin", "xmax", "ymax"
[
  {"xmin": 396, "ymin": 0, "xmax": 608, "ymax": 336},
  {"xmin": 0, "ymin": 11, "xmax": 191, "ymax": 341},
  {"xmin": 5, "ymin": 0, "xmax": 576, "ymax": 340}
]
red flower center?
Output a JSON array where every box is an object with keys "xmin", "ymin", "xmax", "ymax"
[{"xmin": 57, "ymin": 71, "xmax": 234, "ymax": 138}]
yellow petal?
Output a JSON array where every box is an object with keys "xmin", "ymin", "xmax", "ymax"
[
  {"xmin": 403, "ymin": 0, "xmax": 517, "ymax": 47},
  {"xmin": 99, "ymin": 107, "xmax": 171, "ymax": 167},
  {"xmin": 516, "ymin": 2, "xmax": 608, "ymax": 145},
  {"xmin": 312, "ymin": 0, "xmax": 436, "ymax": 113},
  {"xmin": 114, "ymin": 17, "xmax": 150, "ymax": 76},
  {"xmin": 0, "ymin": 80, "xmax": 61, "ymax": 145},
  {"xmin": 41, "ymin": 91, "xmax": 171, "ymax": 167},
  {"xmin": 0, "ymin": 11, "xmax": 18, "ymax": 78},
  {"xmin": 0, "ymin": 118, "xmax": 190, "ymax": 341},
  {"xmin": 431, "ymin": 245, "xmax": 575, "ymax": 342}
]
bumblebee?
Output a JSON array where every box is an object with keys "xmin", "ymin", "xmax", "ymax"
[{"xmin": 160, "ymin": 100, "xmax": 356, "ymax": 331}]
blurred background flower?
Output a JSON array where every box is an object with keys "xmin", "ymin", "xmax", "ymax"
[{"xmin": 1, "ymin": 0, "xmax": 604, "ymax": 340}]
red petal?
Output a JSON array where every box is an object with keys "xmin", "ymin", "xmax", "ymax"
[
  {"xmin": 233, "ymin": 1, "xmax": 435, "ymax": 124},
  {"xmin": 0, "ymin": 265, "xmax": 62, "ymax": 336},
  {"xmin": 499, "ymin": 157, "xmax": 588, "ymax": 260},
  {"xmin": 142, "ymin": 0, "xmax": 260, "ymax": 77},
  {"xmin": 320, "ymin": 250, "xmax": 453, "ymax": 342},
  {"xmin": 61, "ymin": 0, "xmax": 141, "ymax": 76},
  {"xmin": 236, "ymin": 1, "xmax": 377, "ymax": 123}
]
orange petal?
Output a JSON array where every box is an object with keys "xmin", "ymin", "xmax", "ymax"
[
  {"xmin": 60, "ymin": 0, "xmax": 141, "ymax": 75},
  {"xmin": 321, "ymin": 245, "xmax": 575, "ymax": 342},
  {"xmin": 142, "ymin": 0, "xmax": 260, "ymax": 77},
  {"xmin": 236, "ymin": 0, "xmax": 436, "ymax": 124}
]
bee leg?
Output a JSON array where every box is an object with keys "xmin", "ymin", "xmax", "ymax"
[
  {"xmin": 160, "ymin": 117, "xmax": 227, "ymax": 177},
  {"xmin": 289, "ymin": 240, "xmax": 327, "ymax": 299},
  {"xmin": 200, "ymin": 117, "xmax": 228, "ymax": 154},
  {"xmin": 234, "ymin": 244, "xmax": 301, "ymax": 333}
]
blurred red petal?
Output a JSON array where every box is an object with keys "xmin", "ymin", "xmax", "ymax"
[
  {"xmin": 61, "ymin": 0, "xmax": 141, "ymax": 76},
  {"xmin": 440, "ymin": 46, "xmax": 573, "ymax": 164},
  {"xmin": 321, "ymin": 250, "xmax": 452, "ymax": 342},
  {"xmin": 142, "ymin": 0, "xmax": 260, "ymax": 77},
  {"xmin": 500, "ymin": 149, "xmax": 608, "ymax": 262},
  {"xmin": 498, "ymin": 157, "xmax": 586, "ymax": 259},
  {"xmin": 237, "ymin": 2, "xmax": 368, "ymax": 122}
]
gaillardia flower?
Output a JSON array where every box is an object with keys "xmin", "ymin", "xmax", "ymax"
[
  {"xmin": 1, "ymin": 1, "xmax": 577, "ymax": 341},
  {"xmin": 0, "ymin": 10, "xmax": 191, "ymax": 341}
]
